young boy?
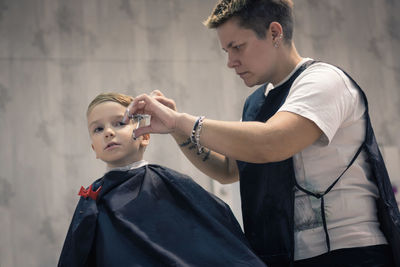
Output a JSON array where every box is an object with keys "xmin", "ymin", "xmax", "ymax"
[{"xmin": 58, "ymin": 93, "xmax": 265, "ymax": 267}]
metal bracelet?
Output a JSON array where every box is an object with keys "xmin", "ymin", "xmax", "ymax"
[
  {"xmin": 195, "ymin": 116, "xmax": 205, "ymax": 154},
  {"xmin": 190, "ymin": 116, "xmax": 202, "ymax": 145}
]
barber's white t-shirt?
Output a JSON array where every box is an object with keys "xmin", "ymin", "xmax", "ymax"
[{"xmin": 265, "ymin": 58, "xmax": 387, "ymax": 260}]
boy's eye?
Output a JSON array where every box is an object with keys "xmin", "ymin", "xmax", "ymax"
[
  {"xmin": 114, "ymin": 121, "xmax": 126, "ymax": 127},
  {"xmin": 93, "ymin": 127, "xmax": 103, "ymax": 133}
]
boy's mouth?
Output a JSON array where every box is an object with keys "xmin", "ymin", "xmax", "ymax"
[{"xmin": 104, "ymin": 142, "xmax": 120, "ymax": 150}]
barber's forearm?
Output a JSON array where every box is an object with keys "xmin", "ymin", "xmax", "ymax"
[
  {"xmin": 174, "ymin": 113, "xmax": 288, "ymax": 163},
  {"xmin": 171, "ymin": 132, "xmax": 239, "ymax": 184}
]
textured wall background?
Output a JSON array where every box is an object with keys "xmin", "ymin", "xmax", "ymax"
[{"xmin": 0, "ymin": 0, "xmax": 399, "ymax": 266}]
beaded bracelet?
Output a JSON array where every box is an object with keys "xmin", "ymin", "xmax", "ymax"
[
  {"xmin": 191, "ymin": 116, "xmax": 202, "ymax": 145},
  {"xmin": 195, "ymin": 116, "xmax": 205, "ymax": 154}
]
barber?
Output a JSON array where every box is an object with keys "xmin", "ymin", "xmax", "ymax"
[{"xmin": 124, "ymin": 0, "xmax": 400, "ymax": 266}]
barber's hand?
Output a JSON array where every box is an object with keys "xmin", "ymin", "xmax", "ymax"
[
  {"xmin": 123, "ymin": 91, "xmax": 179, "ymax": 138},
  {"xmin": 150, "ymin": 90, "xmax": 177, "ymax": 112}
]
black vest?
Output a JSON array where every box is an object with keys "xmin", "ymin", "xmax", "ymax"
[{"xmin": 237, "ymin": 61, "xmax": 400, "ymax": 266}]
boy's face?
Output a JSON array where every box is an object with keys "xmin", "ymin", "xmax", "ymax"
[{"xmin": 87, "ymin": 101, "xmax": 149, "ymax": 168}]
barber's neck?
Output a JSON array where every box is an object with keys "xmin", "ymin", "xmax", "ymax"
[{"xmin": 271, "ymin": 42, "xmax": 302, "ymax": 86}]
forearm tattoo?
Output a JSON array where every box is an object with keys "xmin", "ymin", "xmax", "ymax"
[
  {"xmin": 202, "ymin": 149, "xmax": 211, "ymax": 162},
  {"xmin": 188, "ymin": 144, "xmax": 196, "ymax": 150},
  {"xmin": 179, "ymin": 137, "xmax": 192, "ymax": 147},
  {"xmin": 179, "ymin": 137, "xmax": 211, "ymax": 162}
]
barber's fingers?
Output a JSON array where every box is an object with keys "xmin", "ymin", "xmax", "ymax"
[
  {"xmin": 153, "ymin": 95, "xmax": 177, "ymax": 111},
  {"xmin": 150, "ymin": 90, "xmax": 164, "ymax": 97},
  {"xmin": 149, "ymin": 90, "xmax": 177, "ymax": 111},
  {"xmin": 122, "ymin": 91, "xmax": 176, "ymax": 124},
  {"xmin": 123, "ymin": 94, "xmax": 153, "ymax": 123},
  {"xmin": 123, "ymin": 101, "xmax": 134, "ymax": 123},
  {"xmin": 132, "ymin": 125, "xmax": 152, "ymax": 139}
]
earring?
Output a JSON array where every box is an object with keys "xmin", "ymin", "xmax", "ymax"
[{"xmin": 274, "ymin": 42, "xmax": 279, "ymax": 48}]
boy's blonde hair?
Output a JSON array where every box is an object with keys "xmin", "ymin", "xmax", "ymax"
[{"xmin": 87, "ymin": 92, "xmax": 133, "ymax": 117}]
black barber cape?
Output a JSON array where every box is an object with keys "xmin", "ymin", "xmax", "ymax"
[
  {"xmin": 237, "ymin": 60, "xmax": 400, "ymax": 266},
  {"xmin": 58, "ymin": 164, "xmax": 266, "ymax": 267}
]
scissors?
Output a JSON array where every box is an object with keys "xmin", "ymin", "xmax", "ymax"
[{"xmin": 128, "ymin": 114, "xmax": 150, "ymax": 140}]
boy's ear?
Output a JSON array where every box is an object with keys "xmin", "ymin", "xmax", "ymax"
[
  {"xmin": 91, "ymin": 144, "xmax": 99, "ymax": 159},
  {"xmin": 140, "ymin": 134, "xmax": 150, "ymax": 147}
]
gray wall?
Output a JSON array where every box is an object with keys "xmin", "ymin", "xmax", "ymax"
[{"xmin": 0, "ymin": 0, "xmax": 399, "ymax": 266}]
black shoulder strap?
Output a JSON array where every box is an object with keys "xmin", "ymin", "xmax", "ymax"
[{"xmin": 294, "ymin": 62, "xmax": 368, "ymax": 253}]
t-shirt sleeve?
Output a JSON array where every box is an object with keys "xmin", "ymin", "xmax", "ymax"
[{"xmin": 278, "ymin": 63, "xmax": 356, "ymax": 145}]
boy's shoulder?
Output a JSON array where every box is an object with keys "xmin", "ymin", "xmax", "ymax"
[
  {"xmin": 147, "ymin": 164, "xmax": 192, "ymax": 179},
  {"xmin": 146, "ymin": 164, "xmax": 229, "ymax": 208}
]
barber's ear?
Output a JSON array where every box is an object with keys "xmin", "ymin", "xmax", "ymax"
[
  {"xmin": 269, "ymin": 22, "xmax": 283, "ymax": 40},
  {"xmin": 140, "ymin": 134, "xmax": 150, "ymax": 147}
]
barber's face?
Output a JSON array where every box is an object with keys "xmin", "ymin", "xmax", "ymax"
[{"xmin": 217, "ymin": 18, "xmax": 278, "ymax": 87}]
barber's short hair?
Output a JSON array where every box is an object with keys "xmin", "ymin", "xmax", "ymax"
[
  {"xmin": 204, "ymin": 0, "xmax": 294, "ymax": 42},
  {"xmin": 87, "ymin": 92, "xmax": 133, "ymax": 117}
]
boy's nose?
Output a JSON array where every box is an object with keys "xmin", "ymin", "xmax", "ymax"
[{"xmin": 104, "ymin": 128, "xmax": 115, "ymax": 138}]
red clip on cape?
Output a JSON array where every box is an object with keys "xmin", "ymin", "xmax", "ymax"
[{"xmin": 78, "ymin": 185, "xmax": 102, "ymax": 201}]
